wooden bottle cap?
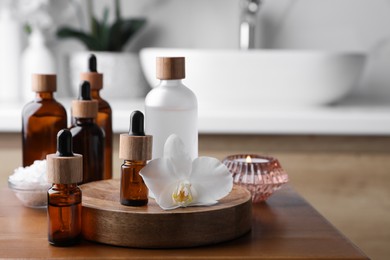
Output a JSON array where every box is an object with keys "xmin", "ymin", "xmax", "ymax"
[
  {"xmin": 119, "ymin": 134, "xmax": 153, "ymax": 161},
  {"xmin": 80, "ymin": 72, "xmax": 103, "ymax": 90},
  {"xmin": 47, "ymin": 154, "xmax": 83, "ymax": 184},
  {"xmin": 156, "ymin": 57, "xmax": 185, "ymax": 80},
  {"xmin": 72, "ymin": 100, "xmax": 98, "ymax": 118},
  {"xmin": 32, "ymin": 74, "xmax": 57, "ymax": 92}
]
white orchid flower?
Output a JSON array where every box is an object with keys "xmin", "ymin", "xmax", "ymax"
[{"xmin": 140, "ymin": 134, "xmax": 233, "ymax": 210}]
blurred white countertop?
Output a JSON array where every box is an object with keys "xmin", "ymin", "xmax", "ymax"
[{"xmin": 1, "ymin": 95, "xmax": 390, "ymax": 135}]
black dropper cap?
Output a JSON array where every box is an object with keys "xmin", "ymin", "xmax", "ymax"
[
  {"xmin": 72, "ymin": 80, "xmax": 97, "ymax": 119},
  {"xmin": 47, "ymin": 129, "xmax": 83, "ymax": 184},
  {"xmin": 81, "ymin": 54, "xmax": 102, "ymax": 90},
  {"xmin": 79, "ymin": 81, "xmax": 92, "ymax": 100},
  {"xmin": 56, "ymin": 129, "xmax": 73, "ymax": 157},
  {"xmin": 129, "ymin": 110, "xmax": 145, "ymax": 136},
  {"xmin": 89, "ymin": 54, "xmax": 97, "ymax": 72},
  {"xmin": 119, "ymin": 110, "xmax": 152, "ymax": 161}
]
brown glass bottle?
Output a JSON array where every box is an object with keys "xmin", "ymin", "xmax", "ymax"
[
  {"xmin": 47, "ymin": 129, "xmax": 83, "ymax": 246},
  {"xmin": 81, "ymin": 54, "xmax": 112, "ymax": 179},
  {"xmin": 120, "ymin": 160, "xmax": 149, "ymax": 206},
  {"xmin": 22, "ymin": 74, "xmax": 67, "ymax": 167},
  {"xmin": 48, "ymin": 184, "xmax": 82, "ymax": 246},
  {"xmin": 119, "ymin": 111, "xmax": 152, "ymax": 206},
  {"xmin": 71, "ymin": 118, "xmax": 104, "ymax": 184},
  {"xmin": 70, "ymin": 81, "xmax": 105, "ymax": 184}
]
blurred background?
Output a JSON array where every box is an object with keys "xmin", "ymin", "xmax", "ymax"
[{"xmin": 0, "ymin": 0, "xmax": 390, "ymax": 259}]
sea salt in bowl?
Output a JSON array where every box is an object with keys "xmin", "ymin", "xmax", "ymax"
[
  {"xmin": 8, "ymin": 160, "xmax": 51, "ymax": 208},
  {"xmin": 8, "ymin": 181, "xmax": 50, "ymax": 208}
]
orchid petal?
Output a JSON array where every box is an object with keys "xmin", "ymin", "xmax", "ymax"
[
  {"xmin": 163, "ymin": 134, "xmax": 192, "ymax": 179},
  {"xmin": 155, "ymin": 181, "xmax": 181, "ymax": 210},
  {"xmin": 140, "ymin": 135, "xmax": 233, "ymax": 211},
  {"xmin": 139, "ymin": 158, "xmax": 177, "ymax": 199},
  {"xmin": 190, "ymin": 157, "xmax": 233, "ymax": 205}
]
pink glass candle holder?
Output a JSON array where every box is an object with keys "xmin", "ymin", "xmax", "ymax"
[{"xmin": 222, "ymin": 154, "xmax": 288, "ymax": 203}]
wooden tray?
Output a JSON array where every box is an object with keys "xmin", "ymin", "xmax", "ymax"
[{"xmin": 81, "ymin": 179, "xmax": 252, "ymax": 248}]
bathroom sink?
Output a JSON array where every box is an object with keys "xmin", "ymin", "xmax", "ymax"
[{"xmin": 140, "ymin": 48, "xmax": 366, "ymax": 108}]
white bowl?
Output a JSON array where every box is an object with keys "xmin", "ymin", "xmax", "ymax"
[
  {"xmin": 140, "ymin": 48, "xmax": 366, "ymax": 107},
  {"xmin": 8, "ymin": 181, "xmax": 50, "ymax": 208}
]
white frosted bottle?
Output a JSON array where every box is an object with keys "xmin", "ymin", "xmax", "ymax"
[{"xmin": 145, "ymin": 57, "xmax": 198, "ymax": 160}]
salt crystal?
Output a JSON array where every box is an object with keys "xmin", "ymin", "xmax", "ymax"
[{"xmin": 8, "ymin": 160, "xmax": 49, "ymax": 189}]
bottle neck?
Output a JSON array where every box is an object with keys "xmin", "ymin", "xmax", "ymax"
[
  {"xmin": 159, "ymin": 79, "xmax": 183, "ymax": 87},
  {"xmin": 123, "ymin": 160, "xmax": 147, "ymax": 166},
  {"xmin": 51, "ymin": 183, "xmax": 78, "ymax": 190},
  {"xmin": 35, "ymin": 92, "xmax": 54, "ymax": 100},
  {"xmin": 74, "ymin": 117, "xmax": 94, "ymax": 125},
  {"xmin": 91, "ymin": 89, "xmax": 101, "ymax": 99}
]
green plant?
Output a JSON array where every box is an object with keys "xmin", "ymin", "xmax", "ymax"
[{"xmin": 57, "ymin": 0, "xmax": 146, "ymax": 52}]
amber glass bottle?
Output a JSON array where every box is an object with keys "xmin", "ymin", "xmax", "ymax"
[
  {"xmin": 119, "ymin": 111, "xmax": 152, "ymax": 206},
  {"xmin": 22, "ymin": 74, "xmax": 67, "ymax": 167},
  {"xmin": 80, "ymin": 54, "xmax": 112, "ymax": 179},
  {"xmin": 47, "ymin": 129, "xmax": 83, "ymax": 246},
  {"xmin": 70, "ymin": 81, "xmax": 104, "ymax": 184},
  {"xmin": 120, "ymin": 160, "xmax": 149, "ymax": 206}
]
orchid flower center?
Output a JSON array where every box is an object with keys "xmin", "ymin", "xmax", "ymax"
[{"xmin": 172, "ymin": 181, "xmax": 193, "ymax": 207}]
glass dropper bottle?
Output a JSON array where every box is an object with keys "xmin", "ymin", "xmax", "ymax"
[
  {"xmin": 80, "ymin": 54, "xmax": 113, "ymax": 180},
  {"xmin": 46, "ymin": 129, "xmax": 83, "ymax": 246},
  {"xmin": 70, "ymin": 81, "xmax": 105, "ymax": 184},
  {"xmin": 119, "ymin": 110, "xmax": 152, "ymax": 206}
]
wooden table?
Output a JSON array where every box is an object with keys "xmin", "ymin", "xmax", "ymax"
[{"xmin": 0, "ymin": 185, "xmax": 369, "ymax": 259}]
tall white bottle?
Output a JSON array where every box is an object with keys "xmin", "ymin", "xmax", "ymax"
[{"xmin": 145, "ymin": 57, "xmax": 198, "ymax": 159}]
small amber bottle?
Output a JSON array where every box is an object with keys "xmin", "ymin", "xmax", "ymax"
[
  {"xmin": 70, "ymin": 81, "xmax": 105, "ymax": 184},
  {"xmin": 119, "ymin": 111, "xmax": 152, "ymax": 206},
  {"xmin": 47, "ymin": 129, "xmax": 83, "ymax": 246},
  {"xmin": 80, "ymin": 54, "xmax": 112, "ymax": 180},
  {"xmin": 22, "ymin": 74, "xmax": 67, "ymax": 167}
]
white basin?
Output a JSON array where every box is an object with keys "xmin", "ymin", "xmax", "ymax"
[{"xmin": 140, "ymin": 48, "xmax": 366, "ymax": 108}]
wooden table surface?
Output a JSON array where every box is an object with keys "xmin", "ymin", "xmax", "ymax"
[{"xmin": 0, "ymin": 185, "xmax": 369, "ymax": 260}]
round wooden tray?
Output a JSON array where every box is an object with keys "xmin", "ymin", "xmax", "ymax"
[{"xmin": 81, "ymin": 179, "xmax": 252, "ymax": 248}]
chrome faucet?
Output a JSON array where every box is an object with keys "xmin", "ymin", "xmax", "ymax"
[{"xmin": 240, "ymin": 0, "xmax": 261, "ymax": 50}]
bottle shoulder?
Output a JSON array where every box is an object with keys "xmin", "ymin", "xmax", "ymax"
[
  {"xmin": 48, "ymin": 185, "xmax": 82, "ymax": 204},
  {"xmin": 22, "ymin": 99, "xmax": 67, "ymax": 117},
  {"xmin": 23, "ymin": 98, "xmax": 65, "ymax": 107},
  {"xmin": 70, "ymin": 122, "xmax": 104, "ymax": 138},
  {"xmin": 96, "ymin": 97, "xmax": 112, "ymax": 111},
  {"xmin": 22, "ymin": 100, "xmax": 39, "ymax": 114},
  {"xmin": 50, "ymin": 99, "xmax": 67, "ymax": 113},
  {"xmin": 145, "ymin": 83, "xmax": 197, "ymax": 109}
]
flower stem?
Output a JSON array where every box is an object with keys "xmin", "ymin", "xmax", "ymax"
[
  {"xmin": 115, "ymin": 0, "xmax": 121, "ymax": 20},
  {"xmin": 87, "ymin": 0, "xmax": 93, "ymax": 32}
]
